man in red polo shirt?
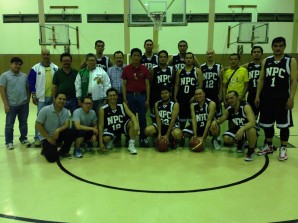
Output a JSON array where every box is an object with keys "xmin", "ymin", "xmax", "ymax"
[{"xmin": 122, "ymin": 48, "xmax": 150, "ymax": 147}]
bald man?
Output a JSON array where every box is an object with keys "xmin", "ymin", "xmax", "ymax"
[{"xmin": 28, "ymin": 49, "xmax": 58, "ymax": 146}]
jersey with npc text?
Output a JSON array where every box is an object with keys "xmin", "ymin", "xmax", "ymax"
[
  {"xmin": 156, "ymin": 100, "xmax": 176, "ymax": 127},
  {"xmin": 141, "ymin": 54, "xmax": 158, "ymax": 71},
  {"xmin": 247, "ymin": 62, "xmax": 261, "ymax": 95},
  {"xmin": 194, "ymin": 98, "xmax": 212, "ymax": 129},
  {"xmin": 201, "ymin": 62, "xmax": 221, "ymax": 98},
  {"xmin": 262, "ymin": 55, "xmax": 291, "ymax": 100},
  {"xmin": 172, "ymin": 54, "xmax": 186, "ymax": 72},
  {"xmin": 177, "ymin": 66, "xmax": 198, "ymax": 100},
  {"xmin": 227, "ymin": 101, "xmax": 248, "ymax": 127},
  {"xmin": 103, "ymin": 103, "xmax": 128, "ymax": 132},
  {"xmin": 96, "ymin": 56, "xmax": 110, "ymax": 72}
]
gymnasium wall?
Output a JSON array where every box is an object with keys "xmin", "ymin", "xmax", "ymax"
[{"xmin": 0, "ymin": 0, "xmax": 296, "ymax": 73}]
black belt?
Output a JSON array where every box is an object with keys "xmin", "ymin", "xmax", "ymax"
[{"xmin": 127, "ymin": 91, "xmax": 146, "ymax": 95}]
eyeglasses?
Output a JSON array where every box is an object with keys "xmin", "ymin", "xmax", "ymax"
[
  {"xmin": 83, "ymin": 102, "xmax": 93, "ymax": 105},
  {"xmin": 87, "ymin": 59, "xmax": 96, "ymax": 62}
]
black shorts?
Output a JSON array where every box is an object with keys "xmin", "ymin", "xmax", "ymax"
[
  {"xmin": 259, "ymin": 98, "xmax": 293, "ymax": 129},
  {"xmin": 103, "ymin": 119, "xmax": 130, "ymax": 138},
  {"xmin": 182, "ymin": 124, "xmax": 209, "ymax": 137},
  {"xmin": 152, "ymin": 123, "xmax": 179, "ymax": 136},
  {"xmin": 223, "ymin": 124, "xmax": 259, "ymax": 140},
  {"xmin": 177, "ymin": 96, "xmax": 191, "ymax": 122}
]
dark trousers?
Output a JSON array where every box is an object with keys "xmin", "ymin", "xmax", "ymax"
[{"xmin": 41, "ymin": 128, "xmax": 75, "ymax": 163}]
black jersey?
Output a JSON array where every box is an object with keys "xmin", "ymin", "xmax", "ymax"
[
  {"xmin": 201, "ymin": 62, "xmax": 221, "ymax": 97},
  {"xmin": 177, "ymin": 66, "xmax": 198, "ymax": 99},
  {"xmin": 103, "ymin": 103, "xmax": 128, "ymax": 132},
  {"xmin": 227, "ymin": 101, "xmax": 248, "ymax": 127},
  {"xmin": 96, "ymin": 56, "xmax": 110, "ymax": 72},
  {"xmin": 193, "ymin": 98, "xmax": 212, "ymax": 129},
  {"xmin": 156, "ymin": 100, "xmax": 176, "ymax": 126},
  {"xmin": 247, "ymin": 62, "xmax": 261, "ymax": 94},
  {"xmin": 262, "ymin": 55, "xmax": 291, "ymax": 100},
  {"xmin": 172, "ymin": 54, "xmax": 186, "ymax": 72},
  {"xmin": 141, "ymin": 54, "xmax": 158, "ymax": 70}
]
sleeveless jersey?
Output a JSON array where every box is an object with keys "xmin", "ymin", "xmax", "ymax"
[
  {"xmin": 227, "ymin": 101, "xmax": 248, "ymax": 127},
  {"xmin": 262, "ymin": 55, "xmax": 291, "ymax": 100},
  {"xmin": 156, "ymin": 100, "xmax": 176, "ymax": 127},
  {"xmin": 177, "ymin": 66, "xmax": 198, "ymax": 100},
  {"xmin": 194, "ymin": 98, "xmax": 212, "ymax": 129},
  {"xmin": 103, "ymin": 103, "xmax": 128, "ymax": 132},
  {"xmin": 201, "ymin": 62, "xmax": 221, "ymax": 97},
  {"xmin": 141, "ymin": 54, "xmax": 158, "ymax": 71},
  {"xmin": 96, "ymin": 56, "xmax": 110, "ymax": 72},
  {"xmin": 172, "ymin": 54, "xmax": 186, "ymax": 71},
  {"xmin": 247, "ymin": 62, "xmax": 261, "ymax": 95}
]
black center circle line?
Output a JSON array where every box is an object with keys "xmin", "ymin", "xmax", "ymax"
[{"xmin": 56, "ymin": 155, "xmax": 269, "ymax": 194}]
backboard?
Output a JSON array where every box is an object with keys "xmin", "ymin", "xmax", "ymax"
[
  {"xmin": 237, "ymin": 22, "xmax": 269, "ymax": 44},
  {"xmin": 128, "ymin": 0, "xmax": 187, "ymax": 27},
  {"xmin": 39, "ymin": 24, "xmax": 70, "ymax": 45}
]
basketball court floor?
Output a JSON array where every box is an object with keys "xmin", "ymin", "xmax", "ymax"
[{"xmin": 0, "ymin": 92, "xmax": 298, "ymax": 223}]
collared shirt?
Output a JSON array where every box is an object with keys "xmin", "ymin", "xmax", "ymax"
[
  {"xmin": 122, "ymin": 64, "xmax": 150, "ymax": 92},
  {"xmin": 107, "ymin": 64, "xmax": 126, "ymax": 94},
  {"xmin": 36, "ymin": 104, "xmax": 70, "ymax": 140},
  {"xmin": 0, "ymin": 70, "xmax": 28, "ymax": 106},
  {"xmin": 52, "ymin": 67, "xmax": 78, "ymax": 98}
]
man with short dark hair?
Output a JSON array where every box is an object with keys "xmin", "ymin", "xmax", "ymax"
[
  {"xmin": 36, "ymin": 92, "xmax": 75, "ymax": 162},
  {"xmin": 52, "ymin": 52, "xmax": 78, "ymax": 115},
  {"xmin": 211, "ymin": 91, "xmax": 258, "ymax": 161},
  {"xmin": 0, "ymin": 57, "xmax": 31, "ymax": 149},
  {"xmin": 255, "ymin": 37, "xmax": 297, "ymax": 161},
  {"xmin": 122, "ymin": 48, "xmax": 150, "ymax": 147},
  {"xmin": 72, "ymin": 96, "xmax": 98, "ymax": 158},
  {"xmin": 141, "ymin": 39, "xmax": 158, "ymax": 70}
]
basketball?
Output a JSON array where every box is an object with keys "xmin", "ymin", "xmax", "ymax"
[
  {"xmin": 190, "ymin": 137, "xmax": 204, "ymax": 152},
  {"xmin": 156, "ymin": 138, "xmax": 169, "ymax": 152}
]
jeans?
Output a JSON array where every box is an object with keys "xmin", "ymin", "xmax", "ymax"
[
  {"xmin": 126, "ymin": 93, "xmax": 147, "ymax": 140},
  {"xmin": 92, "ymin": 99, "xmax": 105, "ymax": 117},
  {"xmin": 5, "ymin": 103, "xmax": 29, "ymax": 144},
  {"xmin": 35, "ymin": 97, "xmax": 52, "ymax": 140},
  {"xmin": 65, "ymin": 97, "xmax": 78, "ymax": 116}
]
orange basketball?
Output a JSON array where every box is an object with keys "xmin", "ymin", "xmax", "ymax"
[
  {"xmin": 156, "ymin": 138, "xmax": 169, "ymax": 152},
  {"xmin": 190, "ymin": 137, "xmax": 204, "ymax": 152}
]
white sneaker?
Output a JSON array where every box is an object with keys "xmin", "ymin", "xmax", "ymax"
[
  {"xmin": 6, "ymin": 143, "xmax": 14, "ymax": 150},
  {"xmin": 106, "ymin": 140, "xmax": 113, "ymax": 149},
  {"xmin": 34, "ymin": 139, "xmax": 41, "ymax": 146},
  {"xmin": 278, "ymin": 147, "xmax": 288, "ymax": 161},
  {"xmin": 128, "ymin": 143, "xmax": 137, "ymax": 155},
  {"xmin": 21, "ymin": 139, "xmax": 31, "ymax": 147},
  {"xmin": 212, "ymin": 139, "xmax": 221, "ymax": 150}
]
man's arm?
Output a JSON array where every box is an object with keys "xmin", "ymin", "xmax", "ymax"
[
  {"xmin": 196, "ymin": 68, "xmax": 203, "ymax": 89},
  {"xmin": 218, "ymin": 65, "xmax": 223, "ymax": 102},
  {"xmin": 255, "ymin": 59, "xmax": 266, "ymax": 108},
  {"xmin": 0, "ymin": 86, "xmax": 10, "ymax": 113},
  {"xmin": 211, "ymin": 107, "xmax": 229, "ymax": 129},
  {"xmin": 286, "ymin": 58, "xmax": 298, "ymax": 109},
  {"xmin": 202, "ymin": 101, "xmax": 216, "ymax": 140},
  {"xmin": 190, "ymin": 103, "xmax": 197, "ymax": 137},
  {"xmin": 145, "ymin": 79, "xmax": 150, "ymax": 108},
  {"xmin": 165, "ymin": 102, "xmax": 179, "ymax": 138},
  {"xmin": 98, "ymin": 107, "xmax": 106, "ymax": 151},
  {"xmin": 155, "ymin": 102, "xmax": 162, "ymax": 138},
  {"xmin": 174, "ymin": 69, "xmax": 181, "ymax": 101}
]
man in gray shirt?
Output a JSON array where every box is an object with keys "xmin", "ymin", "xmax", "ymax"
[
  {"xmin": 36, "ymin": 92, "xmax": 75, "ymax": 162},
  {"xmin": 72, "ymin": 96, "xmax": 98, "ymax": 158},
  {"xmin": 0, "ymin": 57, "xmax": 31, "ymax": 150}
]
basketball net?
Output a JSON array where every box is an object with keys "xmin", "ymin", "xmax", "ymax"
[{"xmin": 149, "ymin": 11, "xmax": 166, "ymax": 31}]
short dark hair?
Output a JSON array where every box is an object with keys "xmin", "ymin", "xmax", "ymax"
[
  {"xmin": 227, "ymin": 90, "xmax": 239, "ymax": 97},
  {"xmin": 113, "ymin": 51, "xmax": 124, "ymax": 57},
  {"xmin": 54, "ymin": 91, "xmax": 66, "ymax": 99},
  {"xmin": 95, "ymin": 40, "xmax": 105, "ymax": 46},
  {"xmin": 178, "ymin": 40, "xmax": 188, "ymax": 47},
  {"xmin": 130, "ymin": 48, "xmax": 142, "ymax": 56},
  {"xmin": 158, "ymin": 50, "xmax": 168, "ymax": 58},
  {"xmin": 82, "ymin": 96, "xmax": 92, "ymax": 103},
  {"xmin": 160, "ymin": 84, "xmax": 171, "ymax": 93},
  {"xmin": 85, "ymin": 53, "xmax": 96, "ymax": 61},
  {"xmin": 60, "ymin": 52, "xmax": 72, "ymax": 62},
  {"xmin": 229, "ymin": 53, "xmax": 240, "ymax": 60},
  {"xmin": 144, "ymin": 39, "xmax": 153, "ymax": 46},
  {"xmin": 185, "ymin": 52, "xmax": 194, "ymax": 58},
  {"xmin": 10, "ymin": 57, "xmax": 23, "ymax": 65},
  {"xmin": 251, "ymin": 46, "xmax": 263, "ymax": 54},
  {"xmin": 272, "ymin": 37, "xmax": 286, "ymax": 47},
  {"xmin": 107, "ymin": 87, "xmax": 118, "ymax": 96}
]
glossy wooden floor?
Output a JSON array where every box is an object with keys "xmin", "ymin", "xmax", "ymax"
[{"xmin": 0, "ymin": 94, "xmax": 298, "ymax": 223}]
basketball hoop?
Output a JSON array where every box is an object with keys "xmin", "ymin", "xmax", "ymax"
[{"xmin": 149, "ymin": 11, "xmax": 166, "ymax": 31}]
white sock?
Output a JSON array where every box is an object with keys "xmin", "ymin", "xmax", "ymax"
[{"xmin": 129, "ymin": 139, "xmax": 135, "ymax": 145}]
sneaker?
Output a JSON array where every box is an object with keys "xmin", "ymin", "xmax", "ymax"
[
  {"xmin": 34, "ymin": 139, "xmax": 41, "ymax": 147},
  {"xmin": 244, "ymin": 152, "xmax": 255, "ymax": 161},
  {"xmin": 106, "ymin": 140, "xmax": 113, "ymax": 149},
  {"xmin": 278, "ymin": 147, "xmax": 288, "ymax": 161},
  {"xmin": 21, "ymin": 139, "xmax": 31, "ymax": 147},
  {"xmin": 140, "ymin": 138, "xmax": 150, "ymax": 147},
  {"xmin": 128, "ymin": 143, "xmax": 137, "ymax": 155},
  {"xmin": 257, "ymin": 144, "xmax": 274, "ymax": 156},
  {"xmin": 73, "ymin": 148, "xmax": 83, "ymax": 158},
  {"xmin": 212, "ymin": 139, "xmax": 221, "ymax": 150},
  {"xmin": 6, "ymin": 143, "xmax": 14, "ymax": 150},
  {"xmin": 236, "ymin": 141, "xmax": 245, "ymax": 153}
]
